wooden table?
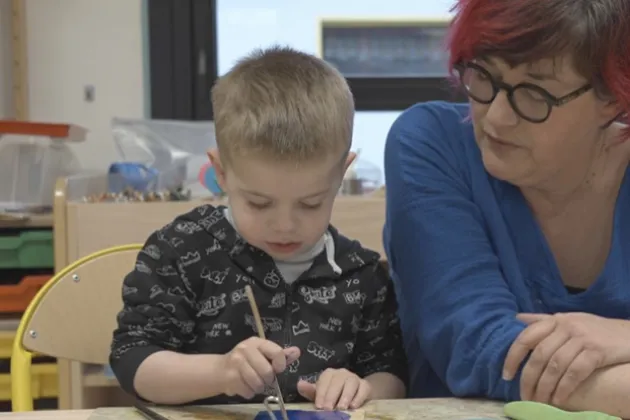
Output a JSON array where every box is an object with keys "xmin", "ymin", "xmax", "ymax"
[{"xmin": 0, "ymin": 398, "xmax": 507, "ymax": 419}]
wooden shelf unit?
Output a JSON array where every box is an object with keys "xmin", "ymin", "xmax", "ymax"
[{"xmin": 0, "ymin": 216, "xmax": 54, "ymax": 411}]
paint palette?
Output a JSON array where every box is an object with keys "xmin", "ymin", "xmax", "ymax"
[{"xmin": 253, "ymin": 410, "xmax": 351, "ymax": 420}]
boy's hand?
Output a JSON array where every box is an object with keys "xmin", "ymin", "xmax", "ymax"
[
  {"xmin": 222, "ymin": 337, "xmax": 300, "ymax": 399},
  {"xmin": 297, "ymin": 368, "xmax": 372, "ymax": 410}
]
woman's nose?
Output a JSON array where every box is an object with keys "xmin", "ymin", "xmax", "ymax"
[{"xmin": 485, "ymin": 91, "xmax": 519, "ymax": 127}]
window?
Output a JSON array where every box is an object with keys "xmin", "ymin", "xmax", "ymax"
[
  {"xmin": 148, "ymin": 1, "xmax": 465, "ymax": 116},
  {"xmin": 148, "ymin": 0, "xmax": 467, "ymax": 178},
  {"xmin": 215, "ymin": 0, "xmax": 465, "ymax": 111},
  {"xmin": 147, "ymin": 0, "xmax": 217, "ymax": 120}
]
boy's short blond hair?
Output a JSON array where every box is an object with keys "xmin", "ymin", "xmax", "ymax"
[{"xmin": 211, "ymin": 45, "xmax": 354, "ymax": 166}]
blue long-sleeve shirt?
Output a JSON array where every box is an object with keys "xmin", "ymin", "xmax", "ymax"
[{"xmin": 383, "ymin": 100, "xmax": 630, "ymax": 401}]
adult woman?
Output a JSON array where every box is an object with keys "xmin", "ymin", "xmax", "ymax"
[{"xmin": 383, "ymin": 0, "xmax": 630, "ymax": 417}]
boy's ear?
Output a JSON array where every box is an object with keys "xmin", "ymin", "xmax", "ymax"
[
  {"xmin": 206, "ymin": 148, "xmax": 227, "ymax": 190},
  {"xmin": 342, "ymin": 151, "xmax": 357, "ymax": 173}
]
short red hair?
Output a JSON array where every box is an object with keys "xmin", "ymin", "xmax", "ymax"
[{"xmin": 446, "ymin": 0, "xmax": 630, "ymax": 139}]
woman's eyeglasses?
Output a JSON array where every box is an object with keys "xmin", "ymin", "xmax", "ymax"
[{"xmin": 455, "ymin": 61, "xmax": 592, "ymax": 123}]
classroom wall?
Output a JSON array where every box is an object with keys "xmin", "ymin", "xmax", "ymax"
[
  {"xmin": 0, "ymin": 0, "xmax": 146, "ymax": 171},
  {"xmin": 0, "ymin": 1, "xmax": 13, "ymax": 119}
]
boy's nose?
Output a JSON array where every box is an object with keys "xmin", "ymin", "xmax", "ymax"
[{"xmin": 273, "ymin": 214, "xmax": 298, "ymax": 234}]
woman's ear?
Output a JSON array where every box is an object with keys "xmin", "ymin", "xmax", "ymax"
[
  {"xmin": 601, "ymin": 111, "xmax": 625, "ymax": 129},
  {"xmin": 599, "ymin": 97, "xmax": 624, "ymax": 128}
]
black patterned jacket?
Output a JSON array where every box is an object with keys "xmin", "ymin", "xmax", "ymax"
[{"xmin": 109, "ymin": 204, "xmax": 407, "ymax": 405}]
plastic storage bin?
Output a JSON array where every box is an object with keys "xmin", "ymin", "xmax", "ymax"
[
  {"xmin": 107, "ymin": 162, "xmax": 187, "ymax": 193},
  {"xmin": 0, "ymin": 363, "xmax": 58, "ymax": 401},
  {"xmin": 0, "ymin": 274, "xmax": 51, "ymax": 313},
  {"xmin": 0, "ymin": 134, "xmax": 81, "ymax": 212},
  {"xmin": 111, "ymin": 117, "xmax": 217, "ymax": 189},
  {"xmin": 0, "ymin": 331, "xmax": 58, "ymax": 402},
  {"xmin": 0, "ymin": 230, "xmax": 54, "ymax": 269}
]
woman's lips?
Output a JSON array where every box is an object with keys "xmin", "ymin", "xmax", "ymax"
[{"xmin": 486, "ymin": 133, "xmax": 520, "ymax": 149}]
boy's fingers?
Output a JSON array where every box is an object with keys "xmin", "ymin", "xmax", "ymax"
[
  {"xmin": 256, "ymin": 340, "xmax": 285, "ymax": 361},
  {"xmin": 315, "ymin": 371, "xmax": 334, "ymax": 409},
  {"xmin": 238, "ymin": 362, "xmax": 264, "ymax": 396},
  {"xmin": 244, "ymin": 347, "xmax": 276, "ymax": 385},
  {"xmin": 336, "ymin": 377, "xmax": 360, "ymax": 410},
  {"xmin": 297, "ymin": 379, "xmax": 317, "ymax": 401},
  {"xmin": 283, "ymin": 346, "xmax": 301, "ymax": 364},
  {"xmin": 350, "ymin": 380, "xmax": 371, "ymax": 409},
  {"xmin": 270, "ymin": 351, "xmax": 289, "ymax": 373},
  {"xmin": 322, "ymin": 374, "xmax": 346, "ymax": 410},
  {"xmin": 269, "ymin": 346, "xmax": 300, "ymax": 373}
]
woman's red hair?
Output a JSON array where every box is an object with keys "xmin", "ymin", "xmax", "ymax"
[{"xmin": 446, "ymin": 0, "xmax": 630, "ymax": 138}]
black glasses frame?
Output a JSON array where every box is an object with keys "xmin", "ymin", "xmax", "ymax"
[{"xmin": 455, "ymin": 61, "xmax": 593, "ymax": 123}]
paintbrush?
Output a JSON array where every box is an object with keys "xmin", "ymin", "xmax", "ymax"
[{"xmin": 245, "ymin": 285, "xmax": 290, "ymax": 420}]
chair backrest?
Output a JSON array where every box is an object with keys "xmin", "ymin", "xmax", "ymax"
[{"xmin": 19, "ymin": 244, "xmax": 141, "ymax": 364}]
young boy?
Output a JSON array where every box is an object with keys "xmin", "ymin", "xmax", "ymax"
[{"xmin": 109, "ymin": 45, "xmax": 407, "ymax": 410}]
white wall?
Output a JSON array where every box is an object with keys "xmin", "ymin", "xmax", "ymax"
[
  {"xmin": 0, "ymin": 0, "xmax": 13, "ymax": 118},
  {"xmin": 0, "ymin": 0, "xmax": 146, "ymax": 171}
]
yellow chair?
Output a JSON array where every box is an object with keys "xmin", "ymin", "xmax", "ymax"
[{"xmin": 11, "ymin": 243, "xmax": 142, "ymax": 411}]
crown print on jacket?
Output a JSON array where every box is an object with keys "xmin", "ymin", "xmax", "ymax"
[{"xmin": 110, "ymin": 204, "xmax": 407, "ymax": 406}]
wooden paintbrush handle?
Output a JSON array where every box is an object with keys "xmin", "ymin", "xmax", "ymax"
[{"xmin": 245, "ymin": 285, "xmax": 267, "ymax": 339}]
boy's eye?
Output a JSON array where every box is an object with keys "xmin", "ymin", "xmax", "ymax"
[
  {"xmin": 301, "ymin": 202, "xmax": 322, "ymax": 210},
  {"xmin": 248, "ymin": 201, "xmax": 270, "ymax": 210}
]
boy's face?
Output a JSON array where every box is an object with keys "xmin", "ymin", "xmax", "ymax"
[{"xmin": 208, "ymin": 149, "xmax": 355, "ymax": 260}]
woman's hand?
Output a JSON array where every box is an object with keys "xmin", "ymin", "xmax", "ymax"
[{"xmin": 502, "ymin": 312, "xmax": 630, "ymax": 406}]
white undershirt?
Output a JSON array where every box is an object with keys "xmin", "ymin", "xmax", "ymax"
[{"xmin": 223, "ymin": 207, "xmax": 340, "ymax": 283}]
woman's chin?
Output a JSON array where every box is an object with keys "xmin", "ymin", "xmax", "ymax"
[{"xmin": 481, "ymin": 149, "xmax": 522, "ymax": 183}]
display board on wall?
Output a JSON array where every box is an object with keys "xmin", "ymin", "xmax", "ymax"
[{"xmin": 318, "ymin": 18, "xmax": 451, "ymax": 78}]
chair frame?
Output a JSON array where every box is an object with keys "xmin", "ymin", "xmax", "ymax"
[{"xmin": 11, "ymin": 243, "xmax": 142, "ymax": 412}]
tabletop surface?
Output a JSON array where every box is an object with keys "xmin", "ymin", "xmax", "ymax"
[{"xmin": 0, "ymin": 398, "xmax": 508, "ymax": 419}]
